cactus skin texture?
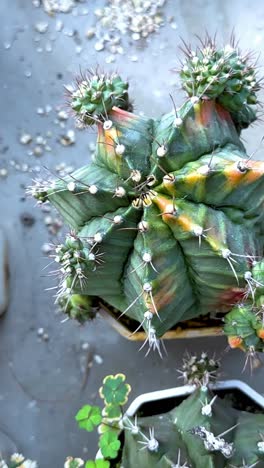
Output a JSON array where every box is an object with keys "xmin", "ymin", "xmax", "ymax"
[
  {"xmin": 30, "ymin": 38, "xmax": 264, "ymax": 349},
  {"xmin": 121, "ymin": 386, "xmax": 264, "ymax": 468}
]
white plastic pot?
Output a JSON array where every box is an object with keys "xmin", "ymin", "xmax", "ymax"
[{"xmin": 125, "ymin": 380, "xmax": 264, "ymax": 417}]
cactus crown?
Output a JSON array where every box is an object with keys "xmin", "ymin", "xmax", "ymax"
[
  {"xmin": 67, "ymin": 70, "xmax": 131, "ymax": 126},
  {"xmin": 180, "ymin": 35, "xmax": 260, "ymax": 129},
  {"xmin": 30, "ymin": 36, "xmax": 264, "ymax": 357},
  {"xmin": 178, "ymin": 352, "xmax": 220, "ymax": 387},
  {"xmin": 68, "ymin": 368, "xmax": 264, "ymax": 468}
]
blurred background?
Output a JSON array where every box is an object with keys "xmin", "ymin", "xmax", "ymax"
[{"xmin": 0, "ymin": 0, "xmax": 264, "ymax": 466}]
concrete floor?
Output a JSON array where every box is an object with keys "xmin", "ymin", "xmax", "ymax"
[{"xmin": 0, "ymin": 0, "xmax": 264, "ymax": 466}]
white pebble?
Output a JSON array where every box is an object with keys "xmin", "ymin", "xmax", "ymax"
[
  {"xmin": 20, "ymin": 133, "xmax": 32, "ymax": 145},
  {"xmin": 34, "ymin": 22, "xmax": 49, "ymax": 34},
  {"xmin": 94, "ymin": 41, "xmax": 105, "ymax": 52},
  {"xmin": 94, "ymin": 354, "xmax": 103, "ymax": 365}
]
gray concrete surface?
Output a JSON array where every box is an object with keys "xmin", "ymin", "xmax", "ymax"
[{"xmin": 0, "ymin": 0, "xmax": 264, "ymax": 466}]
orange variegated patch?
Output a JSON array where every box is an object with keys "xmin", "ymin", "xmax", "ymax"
[{"xmin": 228, "ymin": 335, "xmax": 243, "ymax": 349}]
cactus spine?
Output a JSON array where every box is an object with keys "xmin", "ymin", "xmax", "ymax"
[{"xmin": 29, "ymin": 37, "xmax": 264, "ymax": 354}]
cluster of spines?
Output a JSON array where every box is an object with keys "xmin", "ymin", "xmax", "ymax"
[
  {"xmin": 179, "ymin": 35, "xmax": 261, "ymax": 128},
  {"xmin": 177, "ymin": 352, "xmax": 220, "ymax": 387},
  {"xmin": 67, "ymin": 70, "xmax": 131, "ymax": 126}
]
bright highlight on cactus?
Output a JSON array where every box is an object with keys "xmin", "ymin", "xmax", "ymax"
[{"xmin": 30, "ymin": 36, "xmax": 264, "ymax": 356}]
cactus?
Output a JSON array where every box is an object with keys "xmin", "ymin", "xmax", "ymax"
[
  {"xmin": 68, "ymin": 359, "xmax": 264, "ymax": 468},
  {"xmin": 58, "ymin": 292, "xmax": 96, "ymax": 324},
  {"xmin": 121, "ymin": 387, "xmax": 264, "ymax": 468},
  {"xmin": 224, "ymin": 259, "xmax": 264, "ymax": 359},
  {"xmin": 29, "ymin": 37, "xmax": 264, "ymax": 353}
]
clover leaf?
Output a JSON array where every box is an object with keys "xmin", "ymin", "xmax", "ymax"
[
  {"xmin": 99, "ymin": 374, "xmax": 131, "ymax": 406},
  {"xmin": 85, "ymin": 460, "xmax": 110, "ymax": 468},
  {"xmin": 99, "ymin": 432, "xmax": 121, "ymax": 459},
  {"xmin": 75, "ymin": 405, "xmax": 102, "ymax": 432},
  {"xmin": 103, "ymin": 404, "xmax": 122, "ymax": 420}
]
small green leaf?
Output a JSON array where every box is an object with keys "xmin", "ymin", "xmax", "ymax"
[
  {"xmin": 99, "ymin": 431, "xmax": 121, "ymax": 459},
  {"xmin": 75, "ymin": 405, "xmax": 102, "ymax": 432},
  {"xmin": 85, "ymin": 460, "xmax": 110, "ymax": 468},
  {"xmin": 103, "ymin": 404, "xmax": 122, "ymax": 420},
  {"xmin": 99, "ymin": 374, "xmax": 131, "ymax": 406},
  {"xmin": 98, "ymin": 418, "xmax": 120, "ymax": 435}
]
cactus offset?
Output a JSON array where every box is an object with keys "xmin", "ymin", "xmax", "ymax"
[
  {"xmin": 29, "ymin": 38, "xmax": 264, "ymax": 351},
  {"xmin": 224, "ymin": 259, "xmax": 264, "ymax": 358}
]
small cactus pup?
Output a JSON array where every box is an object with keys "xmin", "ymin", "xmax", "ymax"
[
  {"xmin": 224, "ymin": 259, "xmax": 264, "ymax": 365},
  {"xmin": 65, "ymin": 356, "xmax": 264, "ymax": 468},
  {"xmin": 29, "ymin": 38, "xmax": 264, "ymax": 354}
]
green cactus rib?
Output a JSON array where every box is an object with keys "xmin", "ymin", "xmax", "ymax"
[
  {"xmin": 121, "ymin": 387, "xmax": 264, "ymax": 468},
  {"xmin": 38, "ymin": 97, "xmax": 264, "ymax": 339}
]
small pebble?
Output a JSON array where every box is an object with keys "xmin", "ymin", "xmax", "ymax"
[
  {"xmin": 4, "ymin": 42, "xmax": 12, "ymax": 50},
  {"xmin": 75, "ymin": 45, "xmax": 82, "ymax": 55},
  {"xmin": 0, "ymin": 168, "xmax": 8, "ymax": 178},
  {"xmin": 55, "ymin": 20, "xmax": 64, "ymax": 32},
  {"xmin": 81, "ymin": 342, "xmax": 89, "ymax": 351},
  {"xmin": 85, "ymin": 28, "xmax": 95, "ymax": 39},
  {"xmin": 60, "ymin": 129, "xmax": 75, "ymax": 146},
  {"xmin": 37, "ymin": 107, "xmax": 45, "ymax": 115},
  {"xmin": 35, "ymin": 136, "xmax": 46, "ymax": 145},
  {"xmin": 45, "ymin": 42, "xmax": 53, "ymax": 52},
  {"xmin": 94, "ymin": 354, "xmax": 103, "ymax": 365},
  {"xmin": 132, "ymin": 32, "xmax": 140, "ymax": 41},
  {"xmin": 20, "ymin": 133, "xmax": 32, "ymax": 145},
  {"xmin": 34, "ymin": 22, "xmax": 49, "ymax": 34},
  {"xmin": 43, "ymin": 333, "xmax": 49, "ymax": 341},
  {"xmin": 57, "ymin": 110, "xmax": 68, "ymax": 121},
  {"xmin": 44, "ymin": 215, "xmax": 53, "ymax": 226},
  {"xmin": 33, "ymin": 146, "xmax": 43, "ymax": 157},
  {"xmin": 105, "ymin": 55, "xmax": 115, "ymax": 64},
  {"xmin": 94, "ymin": 41, "xmax": 104, "ymax": 52},
  {"xmin": 41, "ymin": 243, "xmax": 53, "ymax": 255}
]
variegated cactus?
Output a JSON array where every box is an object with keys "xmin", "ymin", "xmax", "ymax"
[{"xmin": 29, "ymin": 38, "xmax": 264, "ymax": 353}]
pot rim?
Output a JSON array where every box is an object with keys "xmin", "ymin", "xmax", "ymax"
[{"xmin": 125, "ymin": 379, "xmax": 264, "ymax": 417}]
